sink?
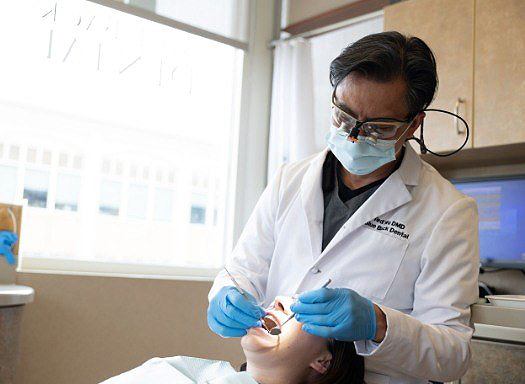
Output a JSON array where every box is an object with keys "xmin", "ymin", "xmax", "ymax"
[{"xmin": 0, "ymin": 285, "xmax": 34, "ymax": 307}]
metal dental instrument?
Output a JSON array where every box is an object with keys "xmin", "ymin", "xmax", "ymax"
[
  {"xmin": 269, "ymin": 278, "xmax": 332, "ymax": 336},
  {"xmin": 224, "ymin": 267, "xmax": 249, "ymax": 299},
  {"xmin": 223, "ymin": 267, "xmax": 269, "ymax": 332}
]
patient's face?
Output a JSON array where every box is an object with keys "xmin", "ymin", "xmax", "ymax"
[{"xmin": 241, "ymin": 296, "xmax": 331, "ymax": 380}]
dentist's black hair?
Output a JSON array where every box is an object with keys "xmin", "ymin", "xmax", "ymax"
[{"xmin": 330, "ymin": 31, "xmax": 438, "ymax": 119}]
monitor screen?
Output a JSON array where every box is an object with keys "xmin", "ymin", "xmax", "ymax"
[{"xmin": 453, "ymin": 176, "xmax": 525, "ymax": 268}]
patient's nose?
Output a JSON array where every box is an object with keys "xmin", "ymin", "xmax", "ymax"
[{"xmin": 273, "ymin": 296, "xmax": 293, "ymax": 313}]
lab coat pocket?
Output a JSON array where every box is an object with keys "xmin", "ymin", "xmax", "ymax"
[{"xmin": 337, "ymin": 228, "xmax": 409, "ymax": 302}]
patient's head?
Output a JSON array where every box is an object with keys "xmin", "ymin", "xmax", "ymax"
[{"xmin": 240, "ymin": 296, "xmax": 364, "ymax": 384}]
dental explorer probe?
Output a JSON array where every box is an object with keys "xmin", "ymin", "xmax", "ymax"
[
  {"xmin": 224, "ymin": 267, "xmax": 250, "ymax": 300},
  {"xmin": 269, "ymin": 278, "xmax": 332, "ymax": 336}
]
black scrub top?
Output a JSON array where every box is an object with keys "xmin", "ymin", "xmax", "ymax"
[{"xmin": 321, "ymin": 151, "xmax": 402, "ymax": 252}]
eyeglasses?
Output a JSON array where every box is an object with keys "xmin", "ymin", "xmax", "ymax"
[{"xmin": 331, "ymin": 88, "xmax": 415, "ymax": 143}]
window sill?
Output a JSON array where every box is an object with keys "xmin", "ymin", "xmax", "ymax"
[{"xmin": 17, "ymin": 257, "xmax": 221, "ymax": 282}]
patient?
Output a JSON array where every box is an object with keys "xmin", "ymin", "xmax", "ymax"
[
  {"xmin": 240, "ymin": 296, "xmax": 364, "ymax": 383},
  {"xmin": 100, "ymin": 296, "xmax": 364, "ymax": 383}
]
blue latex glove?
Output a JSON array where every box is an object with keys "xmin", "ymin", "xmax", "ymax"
[
  {"xmin": 0, "ymin": 231, "xmax": 18, "ymax": 265},
  {"xmin": 290, "ymin": 287, "xmax": 377, "ymax": 341},
  {"xmin": 207, "ymin": 286, "xmax": 266, "ymax": 338}
]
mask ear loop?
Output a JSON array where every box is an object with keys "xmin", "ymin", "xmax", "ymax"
[{"xmin": 407, "ymin": 108, "xmax": 470, "ymax": 157}]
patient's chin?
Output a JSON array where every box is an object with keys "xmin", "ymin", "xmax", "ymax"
[
  {"xmin": 241, "ymin": 332, "xmax": 264, "ymax": 352},
  {"xmin": 241, "ymin": 329, "xmax": 276, "ymax": 353}
]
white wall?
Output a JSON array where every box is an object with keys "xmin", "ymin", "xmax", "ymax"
[{"xmin": 309, "ymin": 14, "xmax": 384, "ymax": 151}]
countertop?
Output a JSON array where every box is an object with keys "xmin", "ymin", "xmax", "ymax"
[{"xmin": 471, "ymin": 303, "xmax": 525, "ymax": 343}]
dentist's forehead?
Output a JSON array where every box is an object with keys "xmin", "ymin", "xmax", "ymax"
[{"xmin": 336, "ymin": 72, "xmax": 409, "ymax": 121}]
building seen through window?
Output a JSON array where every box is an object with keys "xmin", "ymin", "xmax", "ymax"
[
  {"xmin": 23, "ymin": 169, "xmax": 50, "ymax": 208},
  {"xmin": 55, "ymin": 174, "xmax": 81, "ymax": 211}
]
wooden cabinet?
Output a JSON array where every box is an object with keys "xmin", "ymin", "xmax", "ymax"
[
  {"xmin": 462, "ymin": 339, "xmax": 525, "ymax": 383},
  {"xmin": 474, "ymin": 0, "xmax": 525, "ymax": 147},
  {"xmin": 384, "ymin": 0, "xmax": 474, "ymax": 153},
  {"xmin": 385, "ymin": 0, "xmax": 525, "ymax": 152}
]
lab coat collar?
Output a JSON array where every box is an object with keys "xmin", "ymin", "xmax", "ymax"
[
  {"xmin": 299, "ymin": 143, "xmax": 422, "ymax": 260},
  {"xmin": 396, "ymin": 143, "xmax": 421, "ymax": 187},
  {"xmin": 299, "ymin": 149, "xmax": 329, "ymax": 259}
]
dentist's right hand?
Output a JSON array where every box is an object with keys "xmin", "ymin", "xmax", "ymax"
[
  {"xmin": 207, "ymin": 286, "xmax": 266, "ymax": 337},
  {"xmin": 0, "ymin": 231, "xmax": 17, "ymax": 265}
]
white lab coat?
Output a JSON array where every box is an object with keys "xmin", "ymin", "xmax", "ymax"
[{"xmin": 209, "ymin": 144, "xmax": 479, "ymax": 384}]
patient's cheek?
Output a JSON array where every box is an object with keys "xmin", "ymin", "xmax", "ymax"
[
  {"xmin": 288, "ymin": 318, "xmax": 309, "ymax": 338},
  {"xmin": 241, "ymin": 334, "xmax": 263, "ymax": 353},
  {"xmin": 280, "ymin": 321, "xmax": 309, "ymax": 348},
  {"xmin": 282, "ymin": 321, "xmax": 326, "ymax": 354}
]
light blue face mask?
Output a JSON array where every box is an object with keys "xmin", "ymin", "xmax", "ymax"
[{"xmin": 326, "ymin": 125, "xmax": 402, "ymax": 175}]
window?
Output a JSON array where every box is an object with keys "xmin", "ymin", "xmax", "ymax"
[
  {"xmin": 23, "ymin": 169, "xmax": 50, "ymax": 208},
  {"xmin": 190, "ymin": 205, "xmax": 207, "ymax": 224},
  {"xmin": 56, "ymin": 174, "xmax": 81, "ymax": 211},
  {"xmin": 147, "ymin": 0, "xmax": 249, "ymax": 42},
  {"xmin": 99, "ymin": 181, "xmax": 122, "ymax": 216},
  {"xmin": 154, "ymin": 188, "xmax": 173, "ymax": 222},
  {"xmin": 0, "ymin": 165, "xmax": 17, "ymax": 203},
  {"xmin": 0, "ymin": 0, "xmax": 268, "ymax": 278},
  {"xmin": 127, "ymin": 184, "xmax": 148, "ymax": 219}
]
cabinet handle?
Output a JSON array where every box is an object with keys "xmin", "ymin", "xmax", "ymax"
[{"xmin": 455, "ymin": 98, "xmax": 466, "ymax": 134}]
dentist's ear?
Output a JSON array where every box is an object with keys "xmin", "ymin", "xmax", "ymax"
[
  {"xmin": 409, "ymin": 111, "xmax": 426, "ymax": 136},
  {"xmin": 309, "ymin": 351, "xmax": 332, "ymax": 374}
]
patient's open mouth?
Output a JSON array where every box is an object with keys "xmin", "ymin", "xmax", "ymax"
[{"xmin": 261, "ymin": 312, "xmax": 280, "ymax": 332}]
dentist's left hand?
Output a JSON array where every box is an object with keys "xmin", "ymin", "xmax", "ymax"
[
  {"xmin": 0, "ymin": 231, "xmax": 18, "ymax": 265},
  {"xmin": 207, "ymin": 286, "xmax": 266, "ymax": 338},
  {"xmin": 291, "ymin": 287, "xmax": 377, "ymax": 341}
]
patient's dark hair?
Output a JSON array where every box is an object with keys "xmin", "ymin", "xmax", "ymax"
[{"xmin": 240, "ymin": 339, "xmax": 364, "ymax": 383}]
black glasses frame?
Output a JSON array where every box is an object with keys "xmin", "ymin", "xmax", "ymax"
[{"xmin": 331, "ymin": 88, "xmax": 415, "ymax": 141}]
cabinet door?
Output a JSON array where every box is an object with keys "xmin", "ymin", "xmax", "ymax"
[
  {"xmin": 384, "ymin": 0, "xmax": 474, "ymax": 153},
  {"xmin": 461, "ymin": 339, "xmax": 525, "ymax": 383},
  {"xmin": 474, "ymin": 0, "xmax": 525, "ymax": 147}
]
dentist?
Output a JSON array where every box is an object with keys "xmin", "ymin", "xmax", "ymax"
[{"xmin": 207, "ymin": 31, "xmax": 479, "ymax": 384}]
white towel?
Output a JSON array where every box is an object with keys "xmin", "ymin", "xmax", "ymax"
[{"xmin": 100, "ymin": 356, "xmax": 257, "ymax": 384}]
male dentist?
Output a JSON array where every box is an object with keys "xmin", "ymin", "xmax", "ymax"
[{"xmin": 207, "ymin": 31, "xmax": 479, "ymax": 383}]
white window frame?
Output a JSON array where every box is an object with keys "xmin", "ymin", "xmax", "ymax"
[{"xmin": 17, "ymin": 0, "xmax": 278, "ymax": 281}]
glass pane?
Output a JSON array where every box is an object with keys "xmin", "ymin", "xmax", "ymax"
[
  {"xmin": 0, "ymin": 165, "xmax": 18, "ymax": 203},
  {"xmin": 131, "ymin": 0, "xmax": 250, "ymax": 43},
  {"xmin": 190, "ymin": 193, "xmax": 207, "ymax": 224},
  {"xmin": 24, "ymin": 169, "xmax": 49, "ymax": 208},
  {"xmin": 127, "ymin": 184, "xmax": 148, "ymax": 219},
  {"xmin": 0, "ymin": 0, "xmax": 241, "ymax": 269},
  {"xmin": 154, "ymin": 188, "xmax": 173, "ymax": 222},
  {"xmin": 55, "ymin": 173, "xmax": 81, "ymax": 211},
  {"xmin": 99, "ymin": 181, "xmax": 121, "ymax": 216},
  {"xmin": 190, "ymin": 206, "xmax": 206, "ymax": 224}
]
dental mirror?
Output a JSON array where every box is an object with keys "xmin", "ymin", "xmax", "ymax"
[{"xmin": 266, "ymin": 279, "xmax": 332, "ymax": 336}]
